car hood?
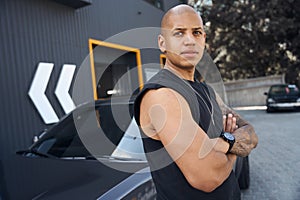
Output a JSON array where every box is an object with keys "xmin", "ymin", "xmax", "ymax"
[{"xmin": 0, "ymin": 154, "xmax": 148, "ymax": 200}]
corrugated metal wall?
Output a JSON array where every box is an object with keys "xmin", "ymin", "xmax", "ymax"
[{"xmin": 0, "ymin": 0, "xmax": 180, "ymax": 160}]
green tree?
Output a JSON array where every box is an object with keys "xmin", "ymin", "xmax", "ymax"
[{"xmin": 193, "ymin": 0, "xmax": 300, "ymax": 86}]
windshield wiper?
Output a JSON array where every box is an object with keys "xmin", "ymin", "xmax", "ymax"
[
  {"xmin": 81, "ymin": 155, "xmax": 144, "ymax": 161},
  {"xmin": 17, "ymin": 149, "xmax": 57, "ymax": 158},
  {"xmin": 99, "ymin": 155, "xmax": 144, "ymax": 161}
]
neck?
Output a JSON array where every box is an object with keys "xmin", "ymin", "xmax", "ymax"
[{"xmin": 164, "ymin": 62, "xmax": 195, "ymax": 81}]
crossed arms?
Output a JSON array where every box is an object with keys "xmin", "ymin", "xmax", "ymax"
[{"xmin": 139, "ymin": 88, "xmax": 258, "ymax": 192}]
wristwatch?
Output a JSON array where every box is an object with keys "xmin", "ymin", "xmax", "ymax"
[{"xmin": 220, "ymin": 132, "xmax": 235, "ymax": 154}]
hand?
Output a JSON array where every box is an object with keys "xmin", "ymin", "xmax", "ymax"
[
  {"xmin": 223, "ymin": 113, "xmax": 237, "ymax": 133},
  {"xmin": 223, "ymin": 113, "xmax": 252, "ymax": 157}
]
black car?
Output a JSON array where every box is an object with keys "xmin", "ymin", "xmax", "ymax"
[
  {"xmin": 0, "ymin": 97, "xmax": 250, "ymax": 199},
  {"xmin": 264, "ymin": 84, "xmax": 300, "ymax": 112}
]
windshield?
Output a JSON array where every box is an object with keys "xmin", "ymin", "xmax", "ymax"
[
  {"xmin": 31, "ymin": 102, "xmax": 146, "ymax": 161},
  {"xmin": 269, "ymin": 85, "xmax": 299, "ymax": 95}
]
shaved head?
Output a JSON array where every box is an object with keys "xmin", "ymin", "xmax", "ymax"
[
  {"xmin": 161, "ymin": 4, "xmax": 203, "ymax": 32},
  {"xmin": 158, "ymin": 4, "xmax": 206, "ymax": 70}
]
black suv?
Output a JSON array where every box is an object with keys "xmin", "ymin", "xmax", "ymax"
[
  {"xmin": 0, "ymin": 98, "xmax": 250, "ymax": 199},
  {"xmin": 264, "ymin": 84, "xmax": 300, "ymax": 112}
]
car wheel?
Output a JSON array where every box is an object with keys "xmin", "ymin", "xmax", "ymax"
[{"xmin": 238, "ymin": 156, "xmax": 250, "ymax": 190}]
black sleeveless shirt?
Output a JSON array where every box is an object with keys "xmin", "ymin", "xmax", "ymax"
[{"xmin": 134, "ymin": 69, "xmax": 241, "ymax": 200}]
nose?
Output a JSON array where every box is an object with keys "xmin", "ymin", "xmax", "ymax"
[{"xmin": 183, "ymin": 32, "xmax": 196, "ymax": 46}]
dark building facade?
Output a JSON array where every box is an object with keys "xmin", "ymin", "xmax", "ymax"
[{"xmin": 0, "ymin": 0, "xmax": 184, "ymax": 163}]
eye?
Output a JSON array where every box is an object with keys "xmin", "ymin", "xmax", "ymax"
[
  {"xmin": 173, "ymin": 31, "xmax": 183, "ymax": 37},
  {"xmin": 193, "ymin": 30, "xmax": 203, "ymax": 36}
]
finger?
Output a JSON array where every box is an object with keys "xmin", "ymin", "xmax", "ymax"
[
  {"xmin": 223, "ymin": 115, "xmax": 226, "ymax": 131},
  {"xmin": 226, "ymin": 114, "xmax": 233, "ymax": 132},
  {"xmin": 231, "ymin": 116, "xmax": 237, "ymax": 132}
]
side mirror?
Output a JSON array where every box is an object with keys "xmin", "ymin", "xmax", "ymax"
[{"xmin": 264, "ymin": 92, "xmax": 268, "ymax": 96}]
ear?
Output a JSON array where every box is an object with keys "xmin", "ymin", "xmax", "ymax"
[{"xmin": 158, "ymin": 34, "xmax": 166, "ymax": 53}]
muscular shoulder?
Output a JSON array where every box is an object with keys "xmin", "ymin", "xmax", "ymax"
[
  {"xmin": 143, "ymin": 88, "xmax": 177, "ymax": 103},
  {"xmin": 139, "ymin": 88, "xmax": 176, "ymax": 138},
  {"xmin": 141, "ymin": 87, "xmax": 189, "ymax": 113},
  {"xmin": 140, "ymin": 87, "xmax": 193, "ymax": 135}
]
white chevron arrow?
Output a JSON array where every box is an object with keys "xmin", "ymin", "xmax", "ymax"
[
  {"xmin": 55, "ymin": 64, "xmax": 76, "ymax": 114},
  {"xmin": 28, "ymin": 62, "xmax": 59, "ymax": 124}
]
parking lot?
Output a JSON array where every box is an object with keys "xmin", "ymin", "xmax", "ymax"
[{"xmin": 237, "ymin": 108, "xmax": 300, "ymax": 200}]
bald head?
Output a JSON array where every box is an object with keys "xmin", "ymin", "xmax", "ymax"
[
  {"xmin": 161, "ymin": 4, "xmax": 203, "ymax": 31},
  {"xmin": 157, "ymin": 4, "xmax": 206, "ymax": 69}
]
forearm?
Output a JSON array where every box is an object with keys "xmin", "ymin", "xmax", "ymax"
[
  {"xmin": 203, "ymin": 150, "xmax": 237, "ymax": 191},
  {"xmin": 210, "ymin": 138, "xmax": 229, "ymax": 154},
  {"xmin": 231, "ymin": 124, "xmax": 258, "ymax": 157},
  {"xmin": 191, "ymin": 139, "xmax": 237, "ymax": 192},
  {"xmin": 207, "ymin": 138, "xmax": 237, "ymax": 177}
]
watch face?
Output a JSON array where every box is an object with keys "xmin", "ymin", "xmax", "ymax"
[{"xmin": 224, "ymin": 132, "xmax": 235, "ymax": 140}]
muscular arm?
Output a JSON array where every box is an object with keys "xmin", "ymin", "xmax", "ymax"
[
  {"xmin": 215, "ymin": 92, "xmax": 258, "ymax": 157},
  {"xmin": 140, "ymin": 88, "xmax": 236, "ymax": 192}
]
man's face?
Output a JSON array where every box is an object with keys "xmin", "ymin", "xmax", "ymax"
[{"xmin": 159, "ymin": 12, "xmax": 206, "ymax": 68}]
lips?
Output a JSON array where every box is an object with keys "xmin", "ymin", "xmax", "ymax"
[{"xmin": 180, "ymin": 50, "xmax": 199, "ymax": 58}]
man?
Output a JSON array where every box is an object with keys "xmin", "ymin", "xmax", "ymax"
[{"xmin": 134, "ymin": 4, "xmax": 258, "ymax": 200}]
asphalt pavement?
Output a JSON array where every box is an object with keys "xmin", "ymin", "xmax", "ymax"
[{"xmin": 236, "ymin": 108, "xmax": 300, "ymax": 200}]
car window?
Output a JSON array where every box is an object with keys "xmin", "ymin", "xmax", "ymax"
[
  {"xmin": 287, "ymin": 85, "xmax": 299, "ymax": 95},
  {"xmin": 34, "ymin": 113, "xmax": 91, "ymax": 158},
  {"xmin": 111, "ymin": 117, "xmax": 146, "ymax": 160},
  {"xmin": 32, "ymin": 102, "xmax": 145, "ymax": 160},
  {"xmin": 269, "ymin": 85, "xmax": 299, "ymax": 95}
]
